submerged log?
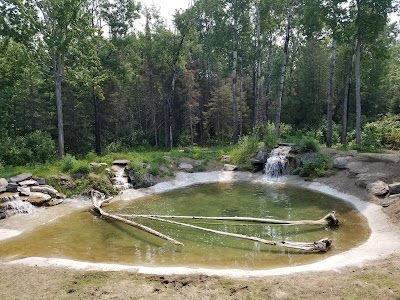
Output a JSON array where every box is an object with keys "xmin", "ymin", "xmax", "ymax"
[
  {"xmin": 117, "ymin": 211, "xmax": 339, "ymax": 227},
  {"xmin": 91, "ymin": 190, "xmax": 183, "ymax": 246},
  {"xmin": 121, "ymin": 215, "xmax": 332, "ymax": 252}
]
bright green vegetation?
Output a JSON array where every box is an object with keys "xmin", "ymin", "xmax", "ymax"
[{"xmin": 0, "ymin": 182, "xmax": 369, "ymax": 269}]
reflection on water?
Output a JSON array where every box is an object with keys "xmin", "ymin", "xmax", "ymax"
[{"xmin": 0, "ymin": 182, "xmax": 370, "ymax": 269}]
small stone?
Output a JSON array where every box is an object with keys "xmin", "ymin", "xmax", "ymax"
[
  {"xmin": 45, "ymin": 198, "xmax": 64, "ymax": 206},
  {"xmin": 55, "ymin": 192, "xmax": 66, "ymax": 199},
  {"xmin": 18, "ymin": 180, "xmax": 39, "ymax": 187},
  {"xmin": 8, "ymin": 173, "xmax": 32, "ymax": 183},
  {"xmin": 223, "ymin": 164, "xmax": 238, "ymax": 171},
  {"xmin": 366, "ymin": 181, "xmax": 389, "ymax": 196},
  {"xmin": 33, "ymin": 177, "xmax": 46, "ymax": 185},
  {"xmin": 388, "ymin": 183, "xmax": 400, "ymax": 195},
  {"xmin": 112, "ymin": 160, "xmax": 130, "ymax": 166},
  {"xmin": 90, "ymin": 162, "xmax": 108, "ymax": 170}
]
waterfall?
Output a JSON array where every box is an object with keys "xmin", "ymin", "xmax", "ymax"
[
  {"xmin": 264, "ymin": 145, "xmax": 292, "ymax": 177},
  {"xmin": 5, "ymin": 199, "xmax": 36, "ymax": 215}
]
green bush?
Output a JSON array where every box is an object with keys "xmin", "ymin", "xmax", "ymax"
[
  {"xmin": 0, "ymin": 131, "xmax": 56, "ymax": 166},
  {"xmin": 298, "ymin": 137, "xmax": 320, "ymax": 153},
  {"xmin": 71, "ymin": 161, "xmax": 91, "ymax": 175},
  {"xmin": 299, "ymin": 153, "xmax": 329, "ymax": 178},
  {"xmin": 230, "ymin": 135, "xmax": 260, "ymax": 170},
  {"xmin": 61, "ymin": 154, "xmax": 76, "ymax": 172},
  {"xmin": 74, "ymin": 174, "xmax": 117, "ymax": 197}
]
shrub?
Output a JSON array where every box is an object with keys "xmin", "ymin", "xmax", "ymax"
[
  {"xmin": 71, "ymin": 161, "xmax": 91, "ymax": 175},
  {"xmin": 230, "ymin": 135, "xmax": 260, "ymax": 170},
  {"xmin": 298, "ymin": 137, "xmax": 320, "ymax": 153},
  {"xmin": 299, "ymin": 153, "xmax": 329, "ymax": 178},
  {"xmin": 61, "ymin": 154, "xmax": 76, "ymax": 172},
  {"xmin": 74, "ymin": 174, "xmax": 117, "ymax": 197}
]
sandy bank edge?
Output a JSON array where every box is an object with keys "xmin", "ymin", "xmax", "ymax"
[{"xmin": 3, "ymin": 171, "xmax": 400, "ymax": 278}]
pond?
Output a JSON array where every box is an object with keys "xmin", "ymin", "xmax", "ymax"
[{"xmin": 0, "ymin": 182, "xmax": 370, "ymax": 270}]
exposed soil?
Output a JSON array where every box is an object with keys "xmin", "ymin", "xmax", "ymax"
[{"xmin": 1, "ymin": 152, "xmax": 400, "ymax": 300}]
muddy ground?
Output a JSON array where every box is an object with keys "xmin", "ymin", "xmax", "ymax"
[{"xmin": 1, "ymin": 154, "xmax": 400, "ymax": 300}]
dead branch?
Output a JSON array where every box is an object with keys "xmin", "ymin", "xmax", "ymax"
[
  {"xmin": 117, "ymin": 211, "xmax": 339, "ymax": 227},
  {"xmin": 127, "ymin": 215, "xmax": 331, "ymax": 252},
  {"xmin": 91, "ymin": 190, "xmax": 183, "ymax": 246}
]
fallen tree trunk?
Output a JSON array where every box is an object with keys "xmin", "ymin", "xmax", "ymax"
[
  {"xmin": 117, "ymin": 211, "xmax": 339, "ymax": 227},
  {"xmin": 123, "ymin": 215, "xmax": 332, "ymax": 252},
  {"xmin": 91, "ymin": 190, "xmax": 183, "ymax": 246}
]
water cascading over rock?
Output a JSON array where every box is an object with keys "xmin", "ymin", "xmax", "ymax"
[{"xmin": 264, "ymin": 145, "xmax": 292, "ymax": 177}]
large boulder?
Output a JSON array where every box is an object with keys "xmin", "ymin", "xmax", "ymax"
[
  {"xmin": 388, "ymin": 183, "xmax": 400, "ymax": 195},
  {"xmin": 333, "ymin": 157, "xmax": 350, "ymax": 169},
  {"xmin": 125, "ymin": 168, "xmax": 138, "ymax": 186},
  {"xmin": 251, "ymin": 147, "xmax": 270, "ymax": 172},
  {"xmin": 356, "ymin": 153, "xmax": 400, "ymax": 163},
  {"xmin": 366, "ymin": 181, "xmax": 389, "ymax": 196},
  {"xmin": 0, "ymin": 178, "xmax": 8, "ymax": 193},
  {"xmin": 9, "ymin": 173, "xmax": 32, "ymax": 183},
  {"xmin": 355, "ymin": 173, "xmax": 388, "ymax": 188},
  {"xmin": 112, "ymin": 159, "xmax": 130, "ymax": 166},
  {"xmin": 141, "ymin": 173, "xmax": 157, "ymax": 188},
  {"xmin": 30, "ymin": 185, "xmax": 58, "ymax": 198},
  {"xmin": 6, "ymin": 183, "xmax": 19, "ymax": 192},
  {"xmin": 18, "ymin": 179, "xmax": 39, "ymax": 187}
]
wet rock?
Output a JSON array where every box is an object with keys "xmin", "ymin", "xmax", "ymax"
[
  {"xmin": 178, "ymin": 163, "xmax": 194, "ymax": 172},
  {"xmin": 223, "ymin": 164, "xmax": 238, "ymax": 171},
  {"xmin": 18, "ymin": 180, "xmax": 38, "ymax": 187},
  {"xmin": 45, "ymin": 198, "xmax": 64, "ymax": 206},
  {"xmin": 366, "ymin": 181, "xmax": 389, "ymax": 196},
  {"xmin": 0, "ymin": 178, "xmax": 8, "ymax": 193},
  {"xmin": 141, "ymin": 173, "xmax": 157, "ymax": 188},
  {"xmin": 0, "ymin": 193, "xmax": 19, "ymax": 203},
  {"xmin": 333, "ymin": 157, "xmax": 350, "ymax": 169},
  {"xmin": 388, "ymin": 183, "xmax": 400, "ymax": 195},
  {"xmin": 6, "ymin": 183, "xmax": 19, "ymax": 192},
  {"xmin": 30, "ymin": 185, "xmax": 58, "ymax": 197},
  {"xmin": 0, "ymin": 211, "xmax": 6, "ymax": 219},
  {"xmin": 25, "ymin": 192, "xmax": 52, "ymax": 205},
  {"xmin": 251, "ymin": 147, "xmax": 270, "ymax": 172},
  {"xmin": 126, "ymin": 168, "xmax": 138, "ymax": 186},
  {"xmin": 112, "ymin": 160, "xmax": 130, "ymax": 166},
  {"xmin": 9, "ymin": 173, "xmax": 32, "ymax": 183},
  {"xmin": 90, "ymin": 162, "xmax": 108, "ymax": 170}
]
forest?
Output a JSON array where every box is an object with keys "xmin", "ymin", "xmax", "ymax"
[{"xmin": 0, "ymin": 0, "xmax": 399, "ymax": 167}]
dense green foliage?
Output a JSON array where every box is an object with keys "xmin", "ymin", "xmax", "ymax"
[{"xmin": 0, "ymin": 0, "xmax": 399, "ymax": 166}]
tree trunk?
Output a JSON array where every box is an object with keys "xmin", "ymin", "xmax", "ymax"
[
  {"xmin": 275, "ymin": 5, "xmax": 293, "ymax": 141},
  {"xmin": 341, "ymin": 42, "xmax": 356, "ymax": 146},
  {"xmin": 253, "ymin": 0, "xmax": 261, "ymax": 129},
  {"xmin": 93, "ymin": 86, "xmax": 101, "ymax": 155},
  {"xmin": 232, "ymin": 1, "xmax": 239, "ymax": 144},
  {"xmin": 239, "ymin": 55, "xmax": 244, "ymax": 137},
  {"xmin": 265, "ymin": 37, "xmax": 273, "ymax": 125},
  {"xmin": 326, "ymin": 37, "xmax": 336, "ymax": 148},
  {"xmin": 53, "ymin": 51, "xmax": 65, "ymax": 157},
  {"xmin": 355, "ymin": 37, "xmax": 361, "ymax": 146}
]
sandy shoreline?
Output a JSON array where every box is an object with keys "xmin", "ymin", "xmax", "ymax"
[{"xmin": 2, "ymin": 171, "xmax": 399, "ymax": 278}]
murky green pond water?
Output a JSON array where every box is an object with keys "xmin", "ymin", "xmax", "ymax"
[{"xmin": 0, "ymin": 182, "xmax": 370, "ymax": 269}]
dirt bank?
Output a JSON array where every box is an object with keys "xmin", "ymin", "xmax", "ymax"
[{"xmin": 1, "ymin": 154, "xmax": 400, "ymax": 299}]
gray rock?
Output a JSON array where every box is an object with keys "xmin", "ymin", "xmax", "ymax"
[
  {"xmin": 56, "ymin": 192, "xmax": 66, "ymax": 199},
  {"xmin": 112, "ymin": 160, "xmax": 130, "ymax": 166},
  {"xmin": 178, "ymin": 163, "xmax": 194, "ymax": 172},
  {"xmin": 25, "ymin": 192, "xmax": 52, "ymax": 205},
  {"xmin": 0, "ymin": 193, "xmax": 19, "ymax": 203},
  {"xmin": 356, "ymin": 153, "xmax": 400, "ymax": 163},
  {"xmin": 141, "ymin": 173, "xmax": 157, "ymax": 188},
  {"xmin": 125, "ymin": 169, "xmax": 138, "ymax": 186},
  {"xmin": 0, "ymin": 211, "xmax": 6, "ymax": 219},
  {"xmin": 366, "ymin": 181, "xmax": 389, "ymax": 196},
  {"xmin": 90, "ymin": 162, "xmax": 108, "ymax": 170},
  {"xmin": 6, "ymin": 183, "xmax": 19, "ymax": 192},
  {"xmin": 17, "ymin": 186, "xmax": 31, "ymax": 196},
  {"xmin": 45, "ymin": 198, "xmax": 64, "ymax": 206},
  {"xmin": 33, "ymin": 177, "xmax": 46, "ymax": 185},
  {"xmin": 0, "ymin": 178, "xmax": 8, "ymax": 193},
  {"xmin": 30, "ymin": 185, "xmax": 58, "ymax": 197},
  {"xmin": 251, "ymin": 147, "xmax": 270, "ymax": 172},
  {"xmin": 346, "ymin": 162, "xmax": 369, "ymax": 177},
  {"xmin": 9, "ymin": 173, "xmax": 32, "ymax": 183},
  {"xmin": 18, "ymin": 180, "xmax": 38, "ymax": 186},
  {"xmin": 333, "ymin": 157, "xmax": 349, "ymax": 169},
  {"xmin": 388, "ymin": 183, "xmax": 400, "ymax": 195},
  {"xmin": 223, "ymin": 164, "xmax": 238, "ymax": 171},
  {"xmin": 355, "ymin": 173, "xmax": 388, "ymax": 188}
]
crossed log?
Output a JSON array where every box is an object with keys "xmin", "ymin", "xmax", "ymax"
[{"xmin": 91, "ymin": 190, "xmax": 336, "ymax": 252}]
